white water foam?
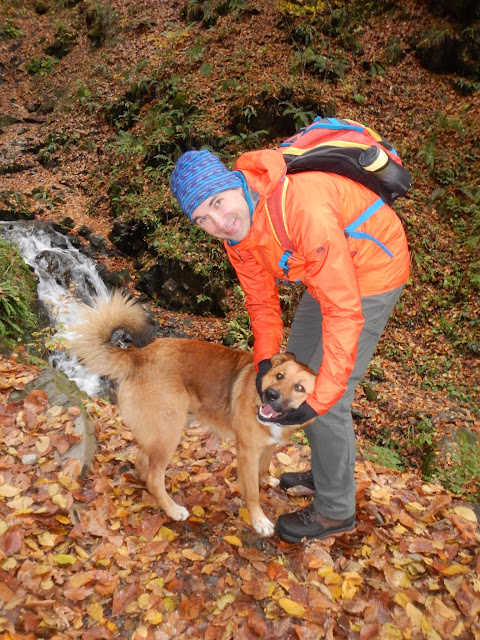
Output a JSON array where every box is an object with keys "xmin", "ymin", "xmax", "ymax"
[{"xmin": 1, "ymin": 221, "xmax": 109, "ymax": 395}]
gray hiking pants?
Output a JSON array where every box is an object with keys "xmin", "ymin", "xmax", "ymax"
[{"xmin": 286, "ymin": 285, "xmax": 404, "ymax": 519}]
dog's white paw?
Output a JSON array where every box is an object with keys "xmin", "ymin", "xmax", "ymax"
[
  {"xmin": 267, "ymin": 475, "xmax": 280, "ymax": 488},
  {"xmin": 252, "ymin": 514, "xmax": 275, "ymax": 537},
  {"xmin": 168, "ymin": 504, "xmax": 190, "ymax": 521}
]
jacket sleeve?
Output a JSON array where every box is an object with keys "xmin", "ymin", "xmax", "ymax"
[
  {"xmin": 286, "ymin": 177, "xmax": 365, "ymax": 414},
  {"xmin": 225, "ymin": 244, "xmax": 283, "ymax": 367}
]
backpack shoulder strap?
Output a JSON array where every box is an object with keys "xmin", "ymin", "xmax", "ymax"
[{"xmin": 265, "ymin": 176, "xmax": 295, "ymax": 253}]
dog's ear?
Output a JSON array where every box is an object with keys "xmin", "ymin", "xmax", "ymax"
[{"xmin": 270, "ymin": 352, "xmax": 295, "ymax": 367}]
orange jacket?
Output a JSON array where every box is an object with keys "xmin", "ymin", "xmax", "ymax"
[{"xmin": 225, "ymin": 149, "xmax": 410, "ymax": 414}]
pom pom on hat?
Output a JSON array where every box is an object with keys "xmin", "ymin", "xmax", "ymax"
[{"xmin": 171, "ymin": 150, "xmax": 242, "ymax": 220}]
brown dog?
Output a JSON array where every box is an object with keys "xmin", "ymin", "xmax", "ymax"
[{"xmin": 70, "ymin": 291, "xmax": 316, "ymax": 536}]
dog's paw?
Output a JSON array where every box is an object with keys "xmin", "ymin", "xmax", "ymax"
[
  {"xmin": 252, "ymin": 514, "xmax": 275, "ymax": 537},
  {"xmin": 267, "ymin": 475, "xmax": 280, "ymax": 488},
  {"xmin": 168, "ymin": 504, "xmax": 190, "ymax": 521},
  {"xmin": 260, "ymin": 475, "xmax": 280, "ymax": 488}
]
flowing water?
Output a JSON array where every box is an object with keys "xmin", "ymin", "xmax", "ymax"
[{"xmin": 0, "ymin": 220, "xmax": 109, "ymax": 395}]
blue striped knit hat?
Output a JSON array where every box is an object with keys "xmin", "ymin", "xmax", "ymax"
[{"xmin": 171, "ymin": 150, "xmax": 242, "ymax": 220}]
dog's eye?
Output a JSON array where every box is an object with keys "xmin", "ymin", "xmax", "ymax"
[
  {"xmin": 294, "ymin": 384, "xmax": 305, "ymax": 393},
  {"xmin": 276, "ymin": 372, "xmax": 284, "ymax": 380}
]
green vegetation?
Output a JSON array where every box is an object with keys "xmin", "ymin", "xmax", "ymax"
[
  {"xmin": 84, "ymin": 0, "xmax": 119, "ymax": 46},
  {"xmin": 0, "ymin": 17, "xmax": 25, "ymax": 38},
  {"xmin": 36, "ymin": 131, "xmax": 75, "ymax": 167},
  {"xmin": 0, "ymin": 191, "xmax": 34, "ymax": 219},
  {"xmin": 361, "ymin": 442, "xmax": 405, "ymax": 471},
  {"xmin": 44, "ymin": 21, "xmax": 77, "ymax": 58},
  {"xmin": 25, "ymin": 55, "xmax": 58, "ymax": 75},
  {"xmin": 0, "ymin": 238, "xmax": 38, "ymax": 352},
  {"xmin": 423, "ymin": 428, "xmax": 480, "ymax": 504}
]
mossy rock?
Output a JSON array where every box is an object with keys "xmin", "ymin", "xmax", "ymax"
[
  {"xmin": 11, "ymin": 367, "xmax": 97, "ymax": 475},
  {"xmin": 423, "ymin": 425, "xmax": 480, "ymax": 503}
]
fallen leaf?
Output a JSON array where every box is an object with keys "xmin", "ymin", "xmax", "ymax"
[
  {"xmin": 278, "ymin": 597, "xmax": 306, "ymax": 617},
  {"xmin": 182, "ymin": 548, "xmax": 204, "ymax": 561},
  {"xmin": 406, "ymin": 602, "xmax": 424, "ymax": 627},
  {"xmin": 451, "ymin": 505, "xmax": 477, "ymax": 524},
  {"xmin": 440, "ymin": 563, "xmax": 469, "ymax": 576},
  {"xmin": 276, "ymin": 452, "xmax": 292, "ymax": 465},
  {"xmin": 370, "ymin": 484, "xmax": 391, "ymax": 505},
  {"xmin": 216, "ymin": 593, "xmax": 235, "ymax": 611},
  {"xmin": 7, "ymin": 496, "xmax": 33, "ymax": 510},
  {"xmin": 238, "ymin": 507, "xmax": 252, "ymax": 525},
  {"xmin": 341, "ymin": 571, "xmax": 363, "ymax": 599},
  {"xmin": 0, "ymin": 484, "xmax": 22, "ymax": 498},
  {"xmin": 54, "ymin": 554, "xmax": 77, "ymax": 565},
  {"xmin": 87, "ymin": 601, "xmax": 104, "ymax": 621},
  {"xmin": 35, "ymin": 436, "xmax": 50, "ymax": 453}
]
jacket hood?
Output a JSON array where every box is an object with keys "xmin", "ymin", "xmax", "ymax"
[{"xmin": 234, "ymin": 149, "xmax": 287, "ymax": 198}]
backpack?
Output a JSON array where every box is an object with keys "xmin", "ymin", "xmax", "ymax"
[{"xmin": 265, "ymin": 116, "xmax": 411, "ymax": 279}]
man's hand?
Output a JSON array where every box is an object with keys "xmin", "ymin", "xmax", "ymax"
[
  {"xmin": 268, "ymin": 401, "xmax": 318, "ymax": 427},
  {"xmin": 255, "ymin": 359, "xmax": 272, "ymax": 396}
]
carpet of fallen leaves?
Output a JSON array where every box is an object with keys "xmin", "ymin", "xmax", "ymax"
[{"xmin": 1, "ymin": 353, "xmax": 479, "ymax": 640}]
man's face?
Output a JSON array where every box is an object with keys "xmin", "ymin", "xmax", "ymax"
[{"xmin": 192, "ymin": 188, "xmax": 251, "ymax": 242}]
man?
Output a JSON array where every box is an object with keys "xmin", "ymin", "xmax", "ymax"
[{"xmin": 171, "ymin": 146, "xmax": 410, "ymax": 542}]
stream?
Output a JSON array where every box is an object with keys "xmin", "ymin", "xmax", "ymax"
[{"xmin": 0, "ymin": 220, "xmax": 109, "ymax": 396}]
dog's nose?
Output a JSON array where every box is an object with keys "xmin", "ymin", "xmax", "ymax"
[{"xmin": 264, "ymin": 388, "xmax": 280, "ymax": 403}]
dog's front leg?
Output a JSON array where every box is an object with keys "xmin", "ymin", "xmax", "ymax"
[
  {"xmin": 142, "ymin": 442, "xmax": 189, "ymax": 522},
  {"xmin": 258, "ymin": 444, "xmax": 279, "ymax": 488},
  {"xmin": 236, "ymin": 442, "xmax": 275, "ymax": 537}
]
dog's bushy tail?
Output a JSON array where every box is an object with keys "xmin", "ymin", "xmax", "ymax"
[{"xmin": 69, "ymin": 290, "xmax": 153, "ymax": 382}]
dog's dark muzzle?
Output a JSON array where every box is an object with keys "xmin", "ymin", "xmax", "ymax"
[{"xmin": 258, "ymin": 388, "xmax": 289, "ymax": 421}]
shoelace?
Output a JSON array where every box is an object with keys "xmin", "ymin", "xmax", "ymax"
[
  {"xmin": 298, "ymin": 504, "xmax": 319, "ymax": 525},
  {"xmin": 298, "ymin": 471, "xmax": 313, "ymax": 482},
  {"xmin": 297, "ymin": 505, "xmax": 346, "ymax": 527}
]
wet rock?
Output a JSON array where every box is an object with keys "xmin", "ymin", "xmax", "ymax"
[
  {"xmin": 368, "ymin": 366, "xmax": 386, "ymax": 381},
  {"xmin": 59, "ymin": 216, "xmax": 75, "ymax": 230},
  {"xmin": 351, "ymin": 407, "xmax": 365, "ymax": 421},
  {"xmin": 104, "ymin": 268, "xmax": 130, "ymax": 288},
  {"xmin": 78, "ymin": 225, "xmax": 93, "ymax": 240},
  {"xmin": 361, "ymin": 380, "xmax": 378, "ymax": 401},
  {"xmin": 135, "ymin": 260, "xmax": 226, "ymax": 316},
  {"xmin": 108, "ymin": 218, "xmax": 149, "ymax": 255},
  {"xmin": 0, "ymin": 193, "xmax": 35, "ymax": 221},
  {"xmin": 89, "ymin": 233, "xmax": 107, "ymax": 254},
  {"xmin": 68, "ymin": 235, "xmax": 83, "ymax": 249},
  {"xmin": 0, "ymin": 159, "xmax": 35, "ymax": 175},
  {"xmin": 0, "ymin": 114, "xmax": 22, "ymax": 127}
]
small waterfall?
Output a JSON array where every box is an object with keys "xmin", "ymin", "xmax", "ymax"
[{"xmin": 0, "ymin": 220, "xmax": 109, "ymax": 396}]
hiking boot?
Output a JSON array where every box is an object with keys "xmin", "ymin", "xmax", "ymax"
[
  {"xmin": 279, "ymin": 470, "xmax": 315, "ymax": 491},
  {"xmin": 275, "ymin": 504, "xmax": 355, "ymax": 543}
]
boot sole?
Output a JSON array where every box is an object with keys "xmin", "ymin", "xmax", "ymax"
[
  {"xmin": 276, "ymin": 522, "xmax": 356, "ymax": 543},
  {"xmin": 279, "ymin": 482, "xmax": 315, "ymax": 491}
]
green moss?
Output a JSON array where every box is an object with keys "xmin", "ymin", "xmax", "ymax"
[
  {"xmin": 0, "ymin": 238, "xmax": 39, "ymax": 352},
  {"xmin": 423, "ymin": 428, "xmax": 480, "ymax": 503}
]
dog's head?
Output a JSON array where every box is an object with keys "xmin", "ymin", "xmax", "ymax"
[{"xmin": 257, "ymin": 353, "xmax": 316, "ymax": 425}]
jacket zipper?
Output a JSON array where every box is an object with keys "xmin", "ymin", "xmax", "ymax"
[{"xmin": 256, "ymin": 247, "xmax": 279, "ymax": 279}]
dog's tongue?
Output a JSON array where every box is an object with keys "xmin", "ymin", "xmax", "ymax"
[{"xmin": 259, "ymin": 403, "xmax": 281, "ymax": 419}]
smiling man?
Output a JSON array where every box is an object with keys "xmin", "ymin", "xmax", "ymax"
[
  {"xmin": 171, "ymin": 147, "xmax": 410, "ymax": 543},
  {"xmin": 192, "ymin": 188, "xmax": 251, "ymax": 242}
]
